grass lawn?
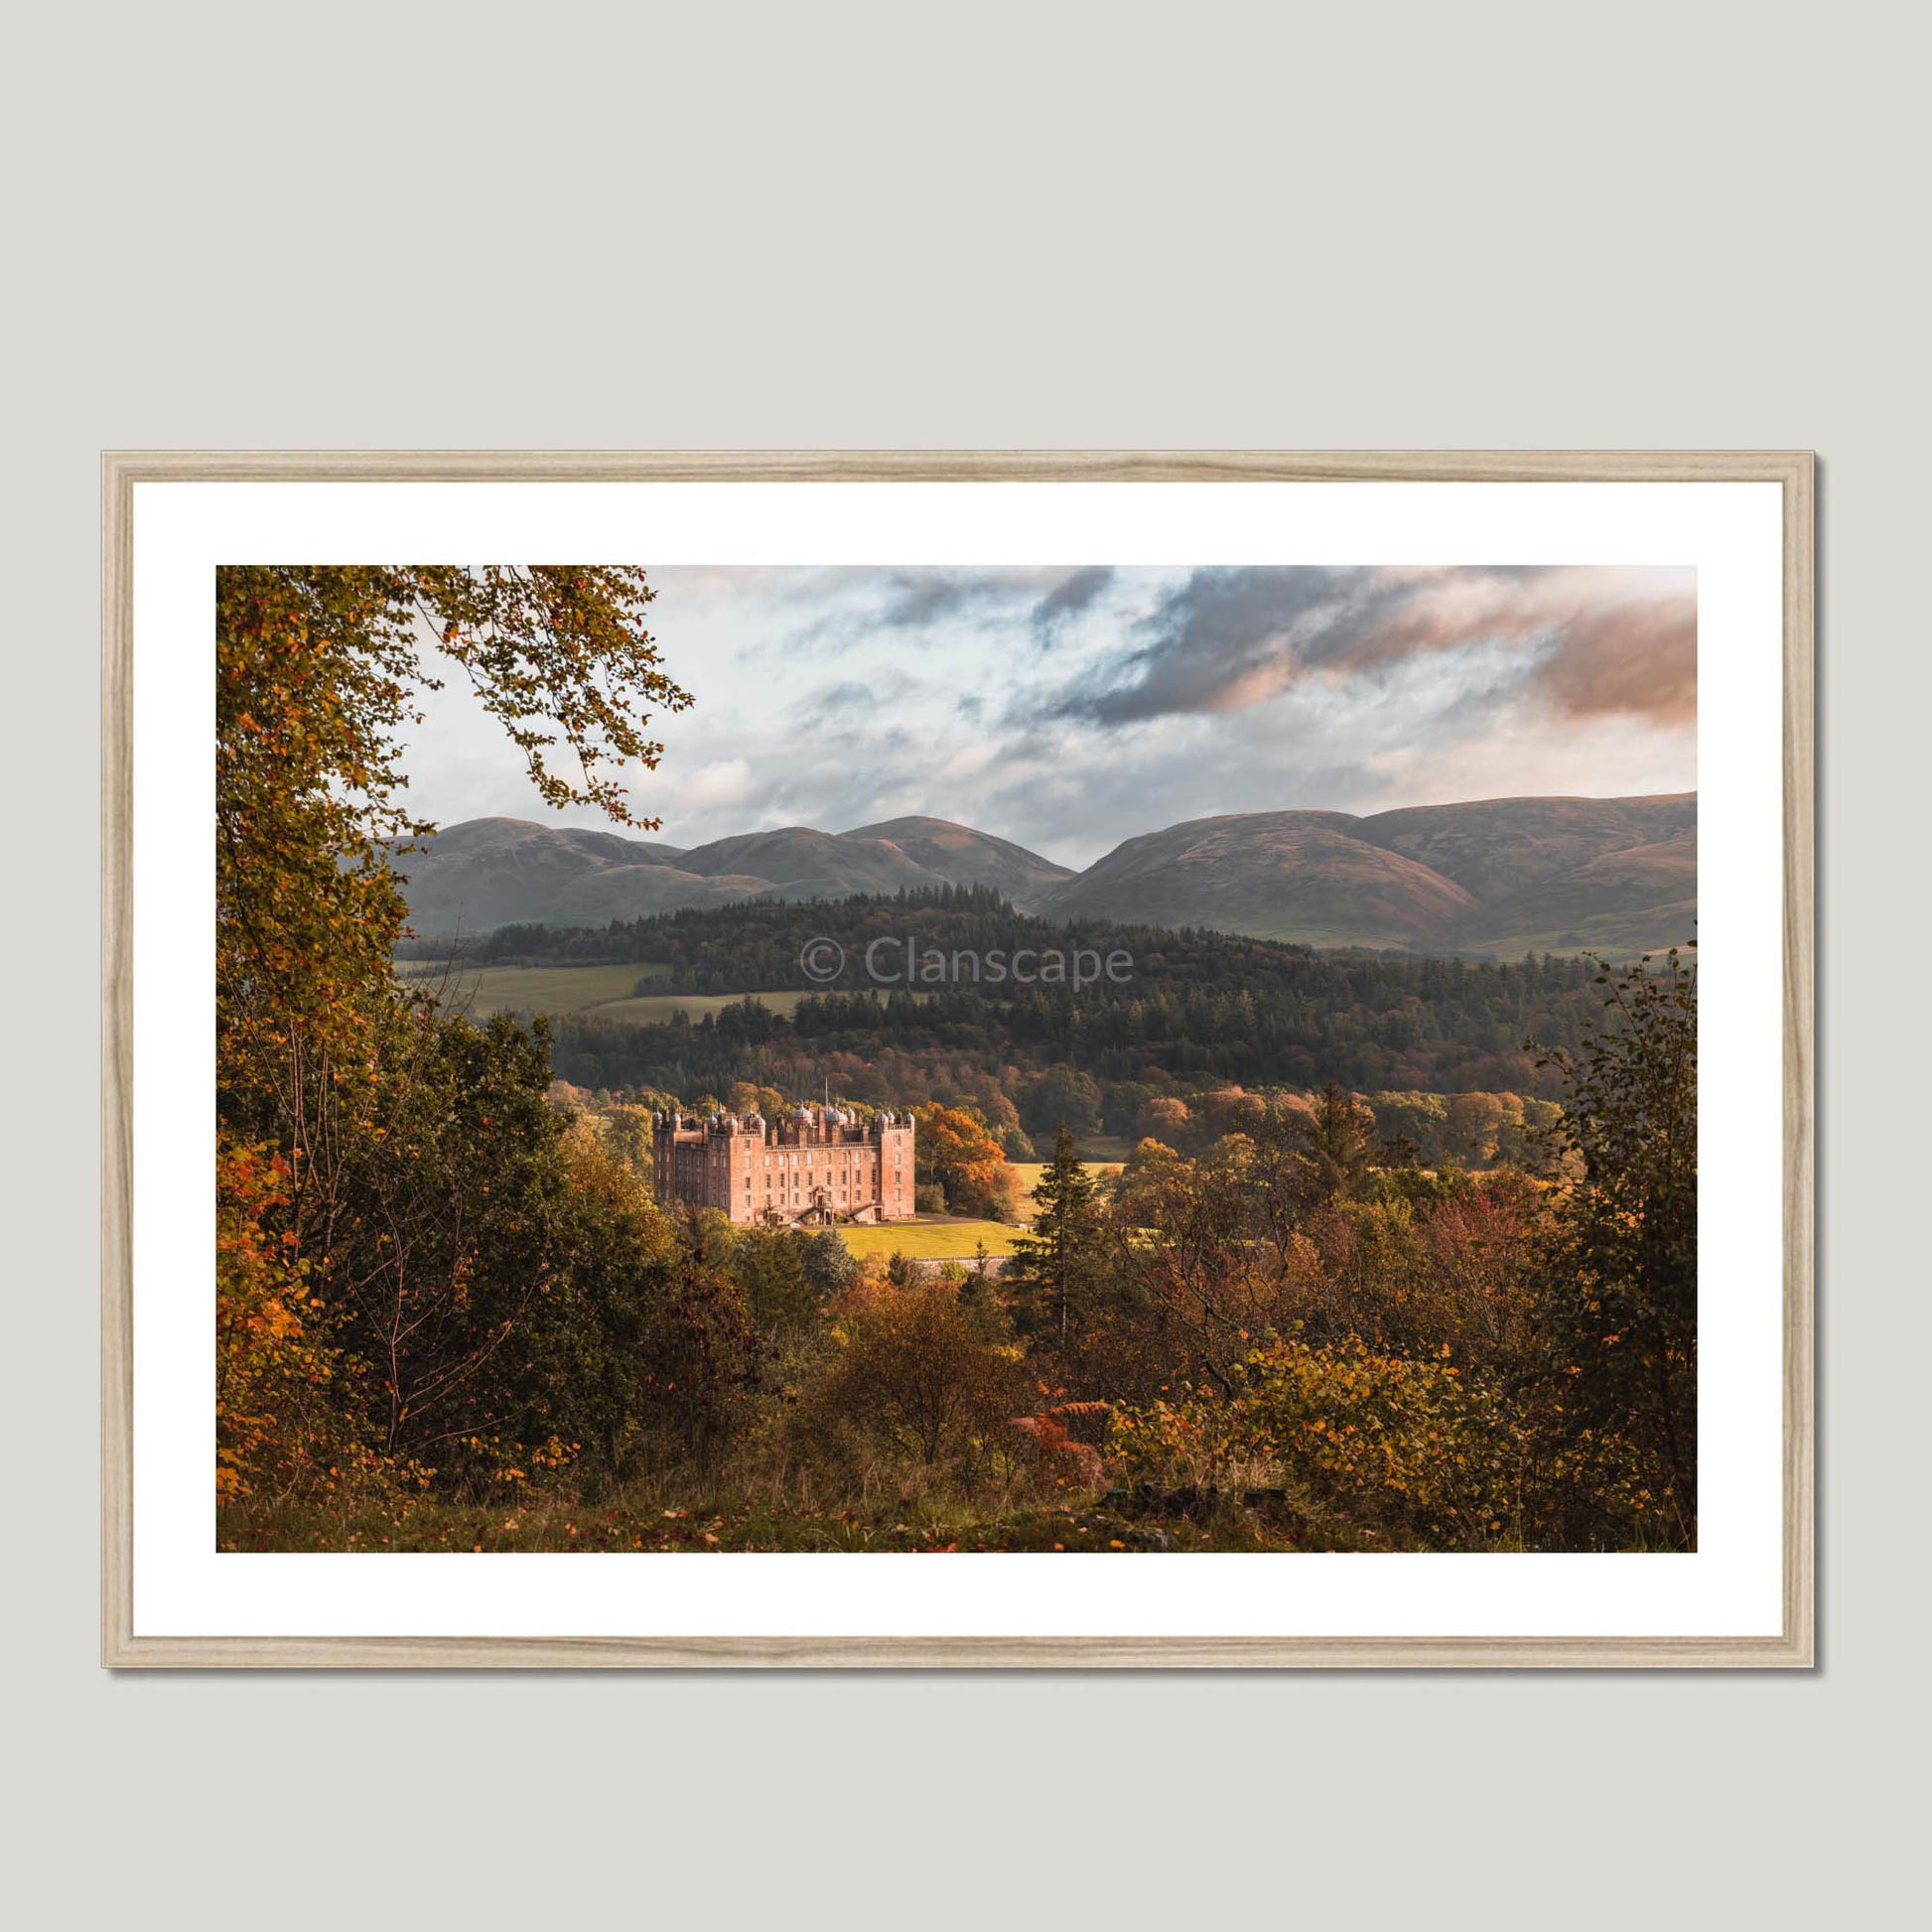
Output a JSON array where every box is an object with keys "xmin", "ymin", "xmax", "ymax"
[{"xmin": 839, "ymin": 1217, "xmax": 1023, "ymax": 1260}]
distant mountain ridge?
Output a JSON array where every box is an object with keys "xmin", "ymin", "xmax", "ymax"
[
  {"xmin": 396, "ymin": 814, "xmax": 1076, "ymax": 935},
  {"xmin": 396, "ymin": 795, "xmax": 1696, "ymax": 958}
]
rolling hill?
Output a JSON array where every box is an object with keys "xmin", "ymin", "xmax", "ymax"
[
  {"xmin": 1453, "ymin": 831, "xmax": 1698, "ymax": 957},
  {"xmin": 1035, "ymin": 812, "xmax": 1480, "ymax": 949},
  {"xmin": 396, "ymin": 794, "xmax": 1696, "ymax": 958},
  {"xmin": 673, "ymin": 826, "xmax": 941, "ymax": 899},
  {"xmin": 1038, "ymin": 794, "xmax": 1696, "ymax": 956},
  {"xmin": 395, "ymin": 814, "xmax": 1074, "ymax": 934},
  {"xmin": 841, "ymin": 815, "xmax": 1074, "ymax": 909},
  {"xmin": 1350, "ymin": 793, "xmax": 1698, "ymax": 905},
  {"xmin": 388, "ymin": 817, "xmax": 740, "ymax": 933}
]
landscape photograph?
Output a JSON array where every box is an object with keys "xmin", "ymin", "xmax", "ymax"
[{"xmin": 216, "ymin": 562, "xmax": 1697, "ymax": 1555}]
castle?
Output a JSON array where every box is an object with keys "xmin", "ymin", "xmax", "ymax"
[{"xmin": 651, "ymin": 1103, "xmax": 915, "ymax": 1228}]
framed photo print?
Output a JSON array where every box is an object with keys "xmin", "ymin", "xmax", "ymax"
[{"xmin": 102, "ymin": 451, "xmax": 1813, "ymax": 1666}]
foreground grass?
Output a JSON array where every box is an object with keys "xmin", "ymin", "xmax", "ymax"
[{"xmin": 218, "ymin": 1487, "xmax": 1311, "ymax": 1554}]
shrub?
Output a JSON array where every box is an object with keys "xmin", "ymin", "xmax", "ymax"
[
  {"xmin": 1111, "ymin": 1335, "xmax": 1524, "ymax": 1549},
  {"xmin": 795, "ymin": 1278, "xmax": 1029, "ymax": 1474}
]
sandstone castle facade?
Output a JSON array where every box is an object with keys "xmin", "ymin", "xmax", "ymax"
[{"xmin": 651, "ymin": 1103, "xmax": 915, "ymax": 1227}]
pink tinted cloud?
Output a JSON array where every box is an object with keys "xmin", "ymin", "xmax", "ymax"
[{"xmin": 1353, "ymin": 567, "xmax": 1696, "ymax": 723}]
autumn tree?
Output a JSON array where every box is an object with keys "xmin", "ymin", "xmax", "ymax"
[
  {"xmin": 727, "ymin": 1081, "xmax": 787, "ymax": 1121},
  {"xmin": 912, "ymin": 1102, "xmax": 1020, "ymax": 1220},
  {"xmin": 1110, "ymin": 1135, "xmax": 1284, "ymax": 1390},
  {"xmin": 214, "ymin": 567, "xmax": 695, "ymax": 1508},
  {"xmin": 601, "ymin": 1102, "xmax": 659, "ymax": 1175},
  {"xmin": 1370, "ymin": 1091, "xmax": 1449, "ymax": 1165},
  {"xmin": 525, "ymin": 1127, "xmax": 757, "ymax": 1486},
  {"xmin": 1494, "ymin": 1096, "xmax": 1565, "ymax": 1175},
  {"xmin": 1445, "ymin": 1092, "xmax": 1507, "ymax": 1166},
  {"xmin": 1136, "ymin": 1094, "xmax": 1193, "ymax": 1148},
  {"xmin": 1532, "ymin": 947, "xmax": 1699, "ymax": 1546},
  {"xmin": 809, "ymin": 1278, "xmax": 1028, "ymax": 1468},
  {"xmin": 271, "ymin": 1004, "xmax": 580, "ymax": 1471},
  {"xmin": 217, "ymin": 566, "xmax": 687, "ymax": 1092},
  {"xmin": 1201, "ymin": 1086, "xmax": 1267, "ymax": 1137}
]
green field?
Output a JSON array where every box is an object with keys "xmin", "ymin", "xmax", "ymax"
[
  {"xmin": 595, "ymin": 989, "xmax": 814, "ymax": 1024},
  {"xmin": 395, "ymin": 962, "xmax": 818, "ymax": 1026},
  {"xmin": 393, "ymin": 963, "xmax": 937, "ymax": 1030},
  {"xmin": 839, "ymin": 1218, "xmax": 1023, "ymax": 1260}
]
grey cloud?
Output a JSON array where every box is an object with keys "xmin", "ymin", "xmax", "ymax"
[
  {"xmin": 1043, "ymin": 568, "xmax": 1389, "ymax": 723},
  {"xmin": 803, "ymin": 680, "xmax": 881, "ymax": 725},
  {"xmin": 1030, "ymin": 566, "xmax": 1115, "ymax": 646},
  {"xmin": 790, "ymin": 566, "xmax": 1123, "ymax": 655},
  {"xmin": 773, "ymin": 572, "xmax": 1001, "ymax": 655},
  {"xmin": 873, "ymin": 571, "xmax": 1001, "ymax": 628}
]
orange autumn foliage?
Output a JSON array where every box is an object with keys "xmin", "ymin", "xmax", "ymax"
[
  {"xmin": 215, "ymin": 1133, "xmax": 380, "ymax": 1504},
  {"xmin": 911, "ymin": 1102, "xmax": 1020, "ymax": 1221}
]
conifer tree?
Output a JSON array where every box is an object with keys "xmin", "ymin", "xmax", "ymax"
[{"xmin": 1007, "ymin": 1126, "xmax": 1106, "ymax": 1346}]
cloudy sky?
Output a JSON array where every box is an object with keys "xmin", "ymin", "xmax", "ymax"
[{"xmin": 402, "ymin": 565, "xmax": 1697, "ymax": 870}]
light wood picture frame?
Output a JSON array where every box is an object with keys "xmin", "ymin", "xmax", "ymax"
[{"xmin": 102, "ymin": 450, "xmax": 1814, "ymax": 1668}]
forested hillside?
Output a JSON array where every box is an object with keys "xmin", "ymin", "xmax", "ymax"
[{"xmin": 424, "ymin": 889, "xmax": 1614, "ymax": 1106}]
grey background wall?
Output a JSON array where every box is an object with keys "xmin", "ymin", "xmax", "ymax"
[{"xmin": 5, "ymin": 4, "xmax": 1921, "ymax": 1924}]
